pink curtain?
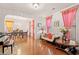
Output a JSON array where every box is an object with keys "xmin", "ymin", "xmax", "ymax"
[
  {"xmin": 46, "ymin": 16, "xmax": 52, "ymax": 33},
  {"xmin": 62, "ymin": 7, "xmax": 78, "ymax": 40}
]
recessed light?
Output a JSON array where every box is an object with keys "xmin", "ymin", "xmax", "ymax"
[{"xmin": 32, "ymin": 3, "xmax": 40, "ymax": 9}]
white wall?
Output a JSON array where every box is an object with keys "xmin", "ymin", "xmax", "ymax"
[
  {"xmin": 13, "ymin": 19, "xmax": 29, "ymax": 32},
  {"xmin": 76, "ymin": 8, "xmax": 79, "ymax": 42},
  {"xmin": 0, "ymin": 12, "xmax": 5, "ymax": 32},
  {"xmin": 35, "ymin": 16, "xmax": 46, "ymax": 39},
  {"xmin": 52, "ymin": 12, "xmax": 64, "ymax": 36},
  {"xmin": 70, "ymin": 14, "xmax": 76, "ymax": 40},
  {"xmin": 0, "ymin": 8, "xmax": 33, "ymax": 33}
]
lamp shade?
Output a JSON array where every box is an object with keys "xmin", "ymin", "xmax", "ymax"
[{"xmin": 5, "ymin": 20, "xmax": 14, "ymax": 32}]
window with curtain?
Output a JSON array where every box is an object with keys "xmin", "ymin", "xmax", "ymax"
[
  {"xmin": 46, "ymin": 16, "xmax": 52, "ymax": 33},
  {"xmin": 62, "ymin": 6, "xmax": 78, "ymax": 40}
]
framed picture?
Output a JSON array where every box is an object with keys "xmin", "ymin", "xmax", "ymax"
[
  {"xmin": 54, "ymin": 21, "xmax": 59, "ymax": 27},
  {"xmin": 37, "ymin": 23, "xmax": 42, "ymax": 30},
  {"xmin": 38, "ymin": 23, "xmax": 42, "ymax": 27}
]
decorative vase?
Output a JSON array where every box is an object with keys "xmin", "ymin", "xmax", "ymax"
[{"xmin": 62, "ymin": 33, "xmax": 66, "ymax": 43}]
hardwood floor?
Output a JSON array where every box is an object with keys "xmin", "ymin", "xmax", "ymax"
[{"xmin": 0, "ymin": 35, "xmax": 67, "ymax": 55}]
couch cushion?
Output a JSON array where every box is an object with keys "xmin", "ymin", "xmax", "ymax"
[
  {"xmin": 47, "ymin": 33, "xmax": 52, "ymax": 39},
  {"xmin": 41, "ymin": 33, "xmax": 55, "ymax": 42}
]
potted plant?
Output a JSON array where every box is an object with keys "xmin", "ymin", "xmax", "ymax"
[{"xmin": 60, "ymin": 27, "xmax": 68, "ymax": 42}]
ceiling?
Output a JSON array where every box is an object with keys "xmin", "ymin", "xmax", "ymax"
[{"xmin": 0, "ymin": 3, "xmax": 78, "ymax": 17}]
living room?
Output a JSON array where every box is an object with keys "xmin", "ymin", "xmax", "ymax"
[{"xmin": 0, "ymin": 3, "xmax": 79, "ymax": 55}]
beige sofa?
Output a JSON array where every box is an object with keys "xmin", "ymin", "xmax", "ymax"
[{"xmin": 40, "ymin": 33, "xmax": 60, "ymax": 42}]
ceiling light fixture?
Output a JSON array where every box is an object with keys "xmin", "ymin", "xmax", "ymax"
[{"xmin": 32, "ymin": 3, "xmax": 39, "ymax": 9}]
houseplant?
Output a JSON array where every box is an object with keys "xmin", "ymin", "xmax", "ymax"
[{"xmin": 60, "ymin": 27, "xmax": 68, "ymax": 42}]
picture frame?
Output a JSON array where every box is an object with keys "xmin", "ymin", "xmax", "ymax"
[
  {"xmin": 54, "ymin": 20, "xmax": 59, "ymax": 27},
  {"xmin": 38, "ymin": 23, "xmax": 42, "ymax": 27}
]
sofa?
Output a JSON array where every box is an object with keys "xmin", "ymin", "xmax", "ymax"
[{"xmin": 40, "ymin": 32, "xmax": 60, "ymax": 43}]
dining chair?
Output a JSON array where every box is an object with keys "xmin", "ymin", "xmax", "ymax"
[{"xmin": 3, "ymin": 35, "xmax": 14, "ymax": 54}]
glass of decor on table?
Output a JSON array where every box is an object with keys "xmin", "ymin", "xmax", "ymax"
[{"xmin": 60, "ymin": 27, "xmax": 68, "ymax": 43}]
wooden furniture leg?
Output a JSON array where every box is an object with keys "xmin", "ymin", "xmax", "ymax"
[{"xmin": 11, "ymin": 45, "xmax": 13, "ymax": 54}]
